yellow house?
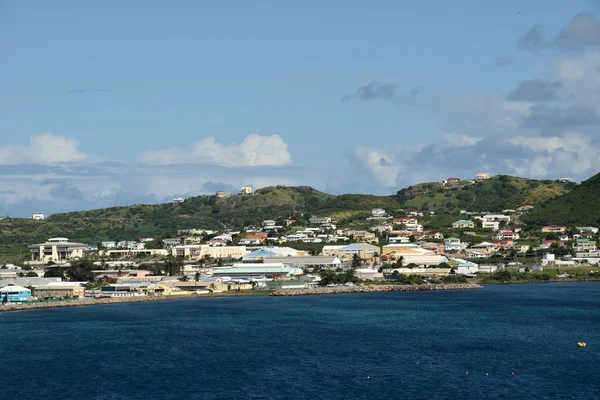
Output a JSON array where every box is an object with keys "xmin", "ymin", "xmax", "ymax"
[{"xmin": 144, "ymin": 282, "xmax": 191, "ymax": 296}]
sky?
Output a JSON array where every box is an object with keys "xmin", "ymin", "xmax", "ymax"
[{"xmin": 1, "ymin": 0, "xmax": 600, "ymax": 216}]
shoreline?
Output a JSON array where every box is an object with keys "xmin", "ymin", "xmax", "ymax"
[
  {"xmin": 271, "ymin": 283, "xmax": 483, "ymax": 296},
  {"xmin": 3, "ymin": 280, "xmax": 596, "ymax": 312},
  {"xmin": 0, "ymin": 291, "xmax": 274, "ymax": 313}
]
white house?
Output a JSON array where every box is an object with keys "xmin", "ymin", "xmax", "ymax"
[
  {"xmin": 452, "ymin": 220, "xmax": 475, "ymax": 229},
  {"xmin": 32, "ymin": 213, "xmax": 45, "ymax": 220},
  {"xmin": 28, "ymin": 237, "xmax": 87, "ymax": 263},
  {"xmin": 370, "ymin": 208, "xmax": 386, "ymax": 217},
  {"xmin": 481, "ymin": 221, "xmax": 500, "ymax": 231}
]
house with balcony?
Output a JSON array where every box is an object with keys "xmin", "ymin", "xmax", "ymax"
[
  {"xmin": 309, "ymin": 217, "xmax": 331, "ymax": 225},
  {"xmin": 453, "ymin": 220, "xmax": 475, "ymax": 229},
  {"xmin": 0, "ymin": 285, "xmax": 32, "ymax": 303},
  {"xmin": 370, "ymin": 208, "xmax": 386, "ymax": 217},
  {"xmin": 542, "ymin": 225, "xmax": 568, "ymax": 233},
  {"xmin": 574, "ymin": 239, "xmax": 597, "ymax": 252},
  {"xmin": 28, "ymin": 237, "xmax": 87, "ymax": 263},
  {"xmin": 405, "ymin": 209, "xmax": 424, "ymax": 217},
  {"xmin": 444, "ymin": 237, "xmax": 463, "ymax": 252},
  {"xmin": 495, "ymin": 230, "xmax": 520, "ymax": 240}
]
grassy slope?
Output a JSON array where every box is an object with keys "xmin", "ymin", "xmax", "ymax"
[
  {"xmin": 0, "ymin": 176, "xmax": 579, "ymax": 250},
  {"xmin": 0, "ymin": 186, "xmax": 401, "ymax": 246},
  {"xmin": 523, "ymin": 173, "xmax": 600, "ymax": 226},
  {"xmin": 397, "ymin": 175, "xmax": 571, "ymax": 212}
]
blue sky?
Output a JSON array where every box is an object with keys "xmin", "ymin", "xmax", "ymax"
[{"xmin": 1, "ymin": 1, "xmax": 600, "ymax": 216}]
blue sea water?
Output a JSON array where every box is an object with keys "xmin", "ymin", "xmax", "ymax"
[{"xmin": 1, "ymin": 283, "xmax": 600, "ymax": 400}]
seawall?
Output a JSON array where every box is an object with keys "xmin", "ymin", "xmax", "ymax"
[
  {"xmin": 271, "ymin": 283, "xmax": 483, "ymax": 296},
  {"xmin": 0, "ymin": 291, "xmax": 273, "ymax": 313}
]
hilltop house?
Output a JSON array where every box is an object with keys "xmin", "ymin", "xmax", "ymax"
[
  {"xmin": 516, "ymin": 205, "xmax": 534, "ymax": 215},
  {"xmin": 475, "ymin": 172, "xmax": 491, "ymax": 180},
  {"xmin": 309, "ymin": 217, "xmax": 331, "ymax": 225},
  {"xmin": 32, "ymin": 213, "xmax": 45, "ymax": 220},
  {"xmin": 404, "ymin": 223, "xmax": 424, "ymax": 233},
  {"xmin": 370, "ymin": 208, "xmax": 386, "ymax": 217},
  {"xmin": 353, "ymin": 231, "xmax": 378, "ymax": 243},
  {"xmin": 405, "ymin": 209, "xmax": 424, "ymax": 217},
  {"xmin": 239, "ymin": 233, "xmax": 268, "ymax": 245},
  {"xmin": 574, "ymin": 239, "xmax": 597, "ymax": 252},
  {"xmin": 421, "ymin": 232, "xmax": 444, "ymax": 240},
  {"xmin": 442, "ymin": 178, "xmax": 461, "ymax": 185},
  {"xmin": 542, "ymin": 225, "xmax": 567, "ymax": 233},
  {"xmin": 495, "ymin": 230, "xmax": 520, "ymax": 240},
  {"xmin": 453, "ymin": 220, "xmax": 475, "ymax": 229},
  {"xmin": 444, "ymin": 237, "xmax": 463, "ymax": 252},
  {"xmin": 394, "ymin": 217, "xmax": 418, "ymax": 225}
]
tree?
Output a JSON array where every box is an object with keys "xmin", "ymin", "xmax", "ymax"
[
  {"xmin": 44, "ymin": 267, "xmax": 65, "ymax": 279},
  {"xmin": 25, "ymin": 272, "xmax": 38, "ymax": 277},
  {"xmin": 194, "ymin": 272, "xmax": 201, "ymax": 282},
  {"xmin": 163, "ymin": 256, "xmax": 184, "ymax": 276},
  {"xmin": 179, "ymin": 275, "xmax": 189, "ymax": 282},
  {"xmin": 217, "ymin": 258, "xmax": 223, "ymax": 267},
  {"xmin": 319, "ymin": 270, "xmax": 341, "ymax": 286},
  {"xmin": 66, "ymin": 259, "xmax": 95, "ymax": 282},
  {"xmin": 406, "ymin": 263, "xmax": 418, "ymax": 269},
  {"xmin": 352, "ymin": 253, "xmax": 361, "ymax": 268},
  {"xmin": 396, "ymin": 256, "xmax": 404, "ymax": 268}
]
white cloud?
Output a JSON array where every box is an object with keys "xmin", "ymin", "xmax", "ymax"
[
  {"xmin": 0, "ymin": 133, "xmax": 88, "ymax": 165},
  {"xmin": 443, "ymin": 133, "xmax": 482, "ymax": 147},
  {"xmin": 351, "ymin": 146, "xmax": 403, "ymax": 188},
  {"xmin": 557, "ymin": 50, "xmax": 600, "ymax": 106},
  {"xmin": 139, "ymin": 134, "xmax": 292, "ymax": 166}
]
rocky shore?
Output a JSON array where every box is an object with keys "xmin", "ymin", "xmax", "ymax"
[
  {"xmin": 0, "ymin": 291, "xmax": 272, "ymax": 313},
  {"xmin": 271, "ymin": 283, "xmax": 483, "ymax": 296}
]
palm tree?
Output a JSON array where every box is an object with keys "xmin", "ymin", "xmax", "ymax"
[
  {"xmin": 396, "ymin": 256, "xmax": 404, "ymax": 268},
  {"xmin": 194, "ymin": 272, "xmax": 200, "ymax": 282}
]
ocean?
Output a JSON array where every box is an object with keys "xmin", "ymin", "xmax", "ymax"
[{"xmin": 1, "ymin": 282, "xmax": 599, "ymax": 399}]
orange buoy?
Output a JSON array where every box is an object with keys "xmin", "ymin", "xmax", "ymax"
[
  {"xmin": 512, "ymin": 372, "xmax": 515, "ymax": 375},
  {"xmin": 465, "ymin": 372, "xmax": 469, "ymax": 375},
  {"xmin": 485, "ymin": 373, "xmax": 489, "ymax": 376}
]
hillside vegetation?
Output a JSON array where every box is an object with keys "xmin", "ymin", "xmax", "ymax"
[
  {"xmin": 523, "ymin": 173, "xmax": 600, "ymax": 226},
  {"xmin": 0, "ymin": 175, "xmax": 581, "ymax": 248},
  {"xmin": 0, "ymin": 186, "xmax": 400, "ymax": 246},
  {"xmin": 397, "ymin": 175, "xmax": 573, "ymax": 212}
]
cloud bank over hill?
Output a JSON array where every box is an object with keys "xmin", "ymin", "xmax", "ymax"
[{"xmin": 348, "ymin": 13, "xmax": 600, "ymax": 191}]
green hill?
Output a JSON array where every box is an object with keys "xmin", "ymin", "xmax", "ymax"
[
  {"xmin": 523, "ymin": 173, "xmax": 600, "ymax": 226},
  {"xmin": 0, "ymin": 186, "xmax": 401, "ymax": 247},
  {"xmin": 0, "ymin": 176, "xmax": 579, "ymax": 252},
  {"xmin": 396, "ymin": 175, "xmax": 573, "ymax": 213}
]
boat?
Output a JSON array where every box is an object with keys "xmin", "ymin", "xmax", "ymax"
[{"xmin": 577, "ymin": 342, "xmax": 587, "ymax": 348}]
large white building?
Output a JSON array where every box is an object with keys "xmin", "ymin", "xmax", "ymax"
[
  {"xmin": 28, "ymin": 237, "xmax": 87, "ymax": 263},
  {"xmin": 172, "ymin": 245, "xmax": 249, "ymax": 259}
]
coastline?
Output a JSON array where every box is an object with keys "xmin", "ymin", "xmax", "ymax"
[
  {"xmin": 0, "ymin": 291, "xmax": 274, "ymax": 313},
  {"xmin": 271, "ymin": 283, "xmax": 483, "ymax": 296},
  {"xmin": 1, "ymin": 284, "xmax": 482, "ymax": 312}
]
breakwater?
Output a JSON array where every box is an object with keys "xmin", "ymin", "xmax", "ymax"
[
  {"xmin": 0, "ymin": 291, "xmax": 272, "ymax": 313},
  {"xmin": 271, "ymin": 283, "xmax": 483, "ymax": 296},
  {"xmin": 0, "ymin": 295, "xmax": 192, "ymax": 313}
]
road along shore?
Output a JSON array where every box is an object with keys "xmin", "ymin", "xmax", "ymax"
[{"xmin": 271, "ymin": 283, "xmax": 483, "ymax": 296}]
